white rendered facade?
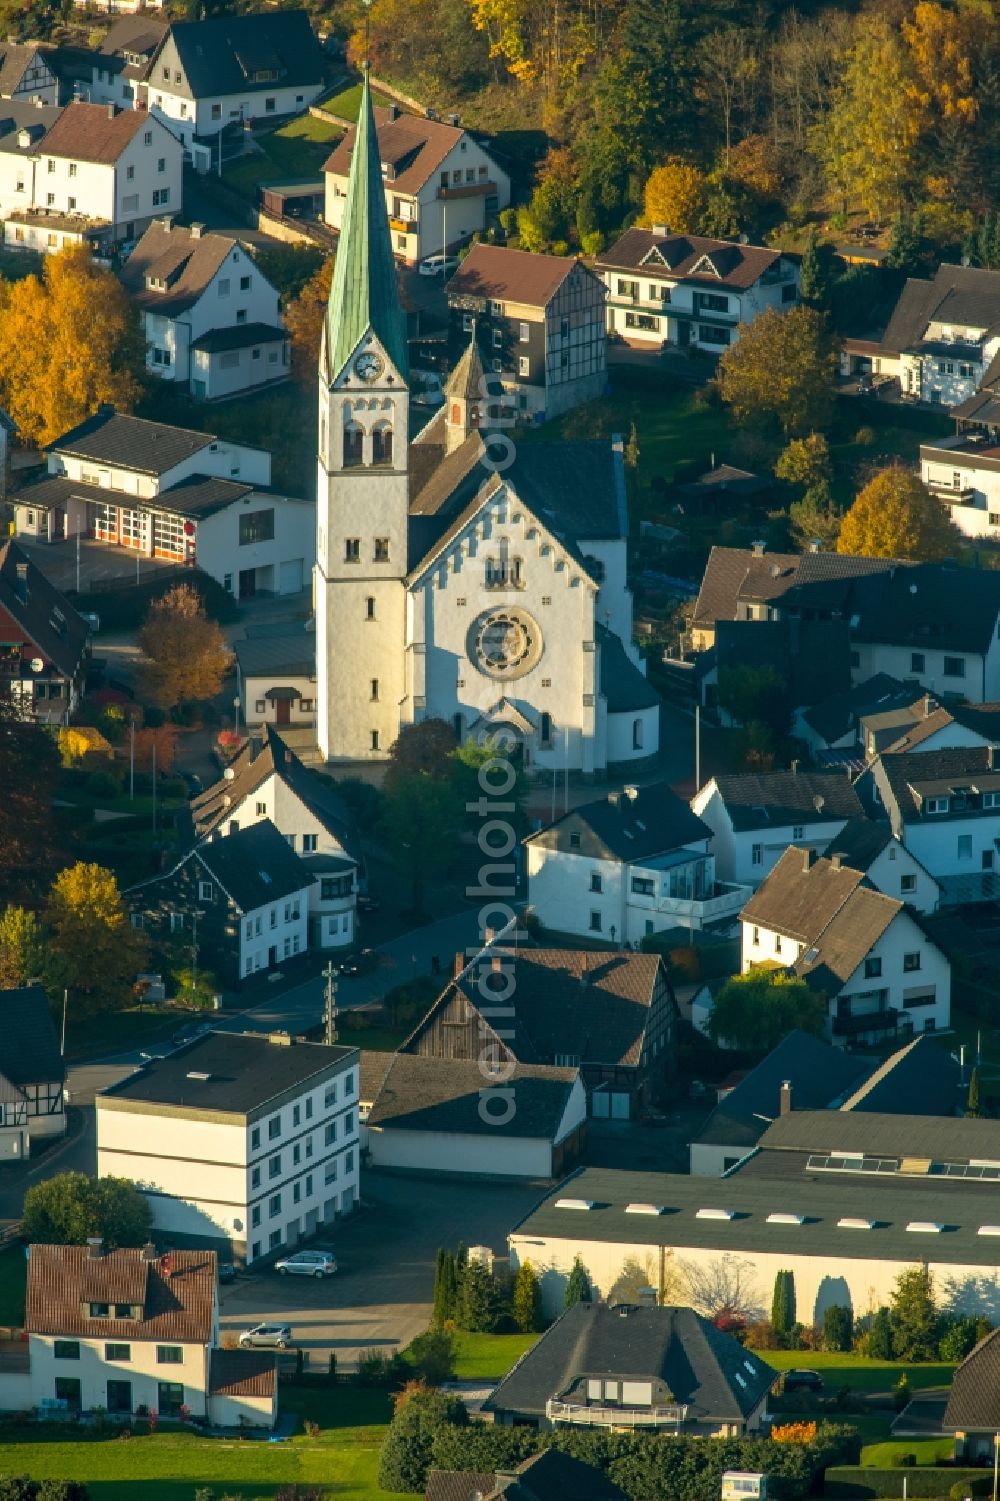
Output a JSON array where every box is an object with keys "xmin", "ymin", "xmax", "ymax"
[
  {"xmin": 922, "ymin": 436, "xmax": 1000, "ymax": 541},
  {"xmin": 691, "ymin": 782, "xmax": 852, "ymax": 887}
]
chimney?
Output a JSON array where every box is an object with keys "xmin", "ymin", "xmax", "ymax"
[
  {"xmin": 751, "ymin": 540, "xmax": 766, "ymax": 557},
  {"xmin": 580, "ymin": 959, "xmax": 591, "ymax": 987},
  {"xmin": 387, "ymin": 102, "xmax": 400, "ymax": 121},
  {"xmin": 189, "ymin": 222, "xmax": 204, "ymax": 239},
  {"xmin": 623, "ymin": 785, "xmax": 638, "ymax": 801},
  {"xmin": 809, "ymin": 538, "xmax": 821, "ymax": 554},
  {"xmin": 86, "ymin": 1237, "xmax": 103, "ymax": 1259},
  {"xmin": 452, "ymin": 952, "xmax": 464, "ymax": 980},
  {"xmin": 802, "ymin": 848, "xmax": 814, "ymax": 873},
  {"xmin": 141, "ymin": 1241, "xmax": 157, "ymax": 1263},
  {"xmin": 831, "ymin": 852, "xmax": 843, "ymax": 870},
  {"xmin": 790, "ymin": 758, "xmax": 799, "ymax": 775},
  {"xmin": 14, "ymin": 560, "xmax": 28, "ymax": 601},
  {"xmin": 106, "ymin": 102, "xmax": 115, "ymax": 120},
  {"xmin": 780, "ymin": 1080, "xmax": 792, "ymax": 1117}
]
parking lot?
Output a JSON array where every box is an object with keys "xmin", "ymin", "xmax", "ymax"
[{"xmin": 217, "ymin": 1169, "xmax": 543, "ymax": 1370}]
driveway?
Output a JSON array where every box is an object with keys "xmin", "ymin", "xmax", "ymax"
[{"xmin": 217, "ymin": 1170, "xmax": 543, "ymax": 1370}]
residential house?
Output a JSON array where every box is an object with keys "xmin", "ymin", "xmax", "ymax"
[
  {"xmin": 525, "ymin": 782, "xmax": 750, "ymax": 944},
  {"xmin": 191, "ymin": 725, "xmax": 362, "ymax": 951},
  {"xmin": 692, "ymin": 545, "xmax": 1000, "ymax": 703},
  {"xmin": 709, "ymin": 618, "xmax": 852, "ymax": 730},
  {"xmin": 482, "ymin": 1302, "xmax": 776, "ymax": 1434},
  {"xmin": 120, "ymin": 219, "xmax": 287, "ymax": 397},
  {"xmin": 822, "ymin": 818, "xmax": 941, "ymax": 915},
  {"xmin": 835, "ymin": 1031, "xmax": 960, "ymax": 1116},
  {"xmin": 426, "ymin": 1451, "xmax": 628, "ymax": 1501},
  {"xmin": 126, "ymin": 818, "xmax": 313, "ymax": 986},
  {"xmin": 944, "ymin": 1327, "xmax": 1000, "ymax": 1460},
  {"xmin": 445, "ymin": 245, "xmax": 605, "ymax": 420},
  {"xmin": 864, "ymin": 745, "xmax": 1000, "ymax": 904},
  {"xmin": 739, "ymin": 847, "xmax": 951, "ymax": 1044},
  {"xmin": 688, "ymin": 1031, "xmax": 868, "ymax": 1176},
  {"xmin": 97, "ymin": 1031, "xmax": 360, "ymax": 1263},
  {"xmin": 142, "ymin": 11, "xmax": 326, "ymax": 149},
  {"xmin": 10, "ymin": 408, "xmax": 312, "ymax": 599},
  {"xmin": 596, "ymin": 228, "xmax": 799, "ymax": 354},
  {"xmin": 0, "ymin": 101, "xmax": 183, "ymax": 250},
  {"xmin": 793, "ymin": 674, "xmax": 918, "ymax": 761},
  {"xmin": 0, "ymin": 539, "xmax": 89, "ymax": 723},
  {"xmin": 80, "ymin": 17, "xmax": 169, "ymax": 109},
  {"xmin": 234, "ymin": 630, "xmax": 316, "ymax": 731},
  {"xmin": 0, "ymin": 44, "xmax": 57, "ymax": 105},
  {"xmin": 400, "ymin": 944, "xmax": 677, "ymax": 1121},
  {"xmin": 323, "ymin": 104, "xmax": 510, "ymax": 266},
  {"xmin": 0, "ymin": 985, "xmax": 67, "ymax": 1160},
  {"xmin": 72, "ymin": 0, "xmax": 164, "ymax": 14},
  {"xmin": 860, "ymin": 263, "xmax": 1000, "ymax": 405},
  {"xmin": 691, "ymin": 769, "xmax": 864, "ymax": 887},
  {"xmin": 359, "ymin": 1051, "xmax": 587, "ymax": 1179},
  {"xmin": 858, "ymin": 694, "xmax": 1000, "ymax": 761},
  {"xmin": 508, "ymin": 1124, "xmax": 1000, "ymax": 1323}
]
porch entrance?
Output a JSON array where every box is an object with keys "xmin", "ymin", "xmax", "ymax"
[{"xmin": 107, "ymin": 1379, "xmax": 132, "ymax": 1414}]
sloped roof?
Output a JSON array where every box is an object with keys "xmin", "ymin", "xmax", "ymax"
[
  {"xmin": 0, "ymin": 100, "xmax": 60, "ymax": 155},
  {"xmin": 447, "ymin": 244, "xmax": 584, "ymax": 309},
  {"xmin": 233, "ymin": 630, "xmax": 314, "ymax": 679},
  {"xmin": 741, "ymin": 848, "xmax": 868, "ymax": 943},
  {"xmin": 792, "ymin": 884, "xmax": 903, "ymax": 994},
  {"xmin": 525, "ymin": 782, "xmax": 709, "ymax": 862},
  {"xmin": 195, "ymin": 818, "xmax": 311, "ymax": 911},
  {"xmin": 119, "ymin": 221, "xmax": 237, "ymax": 317},
  {"xmin": 802, "ymin": 673, "xmax": 914, "ymax": 747},
  {"xmin": 100, "ymin": 16, "xmax": 169, "ymax": 60},
  {"xmin": 483, "ymin": 1302, "xmax": 776, "ymax": 1422},
  {"xmin": 26, "ymin": 1245, "xmax": 215, "ymax": 1342},
  {"xmin": 944, "ymin": 1327, "xmax": 1000, "ymax": 1431},
  {"xmin": 209, "ymin": 1347, "xmax": 276, "ymax": 1398},
  {"xmin": 39, "ymin": 101, "xmax": 163, "ymax": 164},
  {"xmin": 693, "ymin": 1030, "xmax": 866, "ymax": 1150},
  {"xmin": 444, "ymin": 324, "xmax": 488, "ymax": 402},
  {"xmin": 840, "ymin": 1033, "xmax": 960, "ymax": 1116},
  {"xmin": 51, "ymin": 409, "xmax": 213, "ymax": 475},
  {"xmin": 0, "ymin": 43, "xmax": 44, "ymax": 95},
  {"xmin": 160, "ymin": 11, "xmax": 324, "ymax": 99},
  {"xmin": 881, "ymin": 263, "xmax": 1000, "ymax": 356},
  {"xmin": 758, "ymin": 1108, "xmax": 1000, "ymax": 1160},
  {"xmin": 364, "ymin": 1052, "xmax": 579, "ymax": 1139},
  {"xmin": 598, "ymin": 625, "xmax": 660, "ymax": 712},
  {"xmin": 0, "ymin": 985, "xmax": 64, "ymax": 1087},
  {"xmin": 323, "ymin": 106, "xmax": 464, "ymax": 196},
  {"xmin": 718, "ymin": 618, "xmax": 851, "ymax": 716},
  {"xmin": 821, "ymin": 817, "xmax": 895, "ymax": 871},
  {"xmin": 692, "ymin": 546, "xmax": 899, "ymax": 632},
  {"xmin": 598, "ymin": 229, "xmax": 784, "ymax": 290},
  {"xmin": 0, "ymin": 539, "xmax": 89, "ymax": 679},
  {"xmin": 705, "ymin": 770, "xmax": 863, "ymax": 832},
  {"xmin": 490, "ymin": 1451, "xmax": 628, "ymax": 1501},
  {"xmin": 877, "ymin": 745, "xmax": 1000, "ymax": 824},
  {"xmin": 189, "ymin": 322, "xmax": 286, "ymax": 354}
]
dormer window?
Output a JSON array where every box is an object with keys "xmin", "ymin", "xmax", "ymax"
[
  {"xmin": 925, "ymin": 796, "xmax": 949, "ymax": 814},
  {"xmin": 89, "ymin": 1302, "xmax": 109, "ymax": 1318}
]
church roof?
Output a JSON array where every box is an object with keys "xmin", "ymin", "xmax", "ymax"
[
  {"xmin": 323, "ymin": 69, "xmax": 408, "ymax": 381},
  {"xmin": 444, "ymin": 323, "xmax": 487, "ymax": 403}
]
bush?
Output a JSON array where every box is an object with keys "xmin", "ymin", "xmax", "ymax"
[
  {"xmin": 950, "ymin": 1481, "xmax": 995, "ymax": 1501},
  {"xmin": 377, "ymin": 1384, "xmax": 468, "ymax": 1493},
  {"xmin": 854, "ymin": 425, "xmax": 876, "ymax": 446},
  {"xmin": 827, "ymin": 1470, "xmax": 983, "ymax": 1500},
  {"xmin": 405, "ymin": 1327, "xmax": 456, "ymax": 1386},
  {"xmin": 85, "ymin": 770, "xmax": 122, "ymax": 800},
  {"xmin": 824, "ymin": 1305, "xmax": 854, "ymax": 1353},
  {"xmin": 353, "ymin": 1348, "xmax": 405, "ymax": 1388}
]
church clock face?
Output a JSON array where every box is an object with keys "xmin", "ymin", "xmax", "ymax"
[
  {"xmin": 354, "ymin": 350, "xmax": 384, "ymax": 383},
  {"xmin": 469, "ymin": 608, "xmax": 543, "ymax": 679}
]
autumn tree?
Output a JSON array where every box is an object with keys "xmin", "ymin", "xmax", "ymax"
[
  {"xmin": 386, "ymin": 720, "xmax": 458, "ymax": 784},
  {"xmin": 512, "ymin": 1261, "xmax": 544, "ymax": 1332},
  {"xmin": 0, "ymin": 693, "xmax": 60, "ymax": 903},
  {"xmin": 643, "ymin": 158, "xmax": 707, "ymax": 232},
  {"xmin": 775, "ymin": 433, "xmax": 831, "ymax": 490},
  {"xmin": 285, "ymin": 256, "xmax": 333, "ymax": 387},
  {"xmin": 708, "ymin": 968, "xmax": 826, "ymax": 1053},
  {"xmin": 725, "ymin": 134, "xmax": 783, "ymax": 201},
  {"xmin": 837, "ymin": 467, "xmax": 959, "ymax": 561},
  {"xmin": 45, "ymin": 862, "xmax": 147, "ymax": 1014},
  {"xmin": 0, "ymin": 907, "xmax": 44, "ymax": 990},
  {"xmin": 0, "ymin": 247, "xmax": 144, "ymax": 447},
  {"xmin": 716, "ymin": 306, "xmax": 838, "ymax": 435},
  {"xmin": 132, "ymin": 724, "xmax": 179, "ymax": 774},
  {"xmin": 137, "ymin": 585, "xmax": 233, "ymax": 711},
  {"xmin": 681, "ymin": 1253, "xmax": 764, "ymax": 1325}
]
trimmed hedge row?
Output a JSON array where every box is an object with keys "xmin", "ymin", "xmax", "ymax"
[{"xmin": 826, "ymin": 1468, "xmax": 984, "ymax": 1499}]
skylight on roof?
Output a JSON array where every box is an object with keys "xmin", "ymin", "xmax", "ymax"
[
  {"xmin": 185, "ymin": 1071, "xmax": 211, "ymax": 1081},
  {"xmin": 767, "ymin": 1212, "xmax": 805, "ymax": 1226},
  {"xmin": 977, "ymin": 1226, "xmax": 1000, "ymax": 1237},
  {"xmin": 625, "ymin": 1203, "xmax": 666, "ymax": 1216},
  {"xmin": 696, "ymin": 1207, "xmax": 735, "ymax": 1221},
  {"xmin": 838, "ymin": 1217, "xmax": 875, "ymax": 1230},
  {"xmin": 734, "ymin": 1372, "xmax": 747, "ymax": 1388},
  {"xmin": 260, "ymin": 871, "xmax": 272, "ymax": 884},
  {"xmin": 907, "ymin": 1221, "xmax": 944, "ymax": 1233},
  {"xmin": 555, "ymin": 1198, "xmax": 594, "ymax": 1211}
]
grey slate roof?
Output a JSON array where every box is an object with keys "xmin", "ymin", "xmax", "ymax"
[
  {"xmin": 758, "ymin": 1108, "xmax": 1000, "ymax": 1159},
  {"xmin": 525, "ymin": 782, "xmax": 709, "ymax": 863},
  {"xmin": 483, "ymin": 1302, "xmax": 776, "ymax": 1423},
  {"xmin": 821, "ymin": 817, "xmax": 895, "ymax": 871},
  {"xmin": 234, "ymin": 630, "xmax": 314, "ymax": 679},
  {"xmin": 597, "ymin": 626, "xmax": 659, "ymax": 712},
  {"xmin": 9, "ymin": 471, "xmax": 252, "ymax": 522},
  {"xmin": 426, "ymin": 1471, "xmax": 497, "ymax": 1501},
  {"xmin": 119, "ymin": 221, "xmax": 237, "ymax": 317},
  {"xmin": 0, "ymin": 985, "xmax": 65, "ymax": 1087},
  {"xmin": 707, "ymin": 771, "xmax": 863, "ymax": 832},
  {"xmin": 802, "ymin": 673, "xmax": 914, "ymax": 747},
  {"xmin": 944, "ymin": 1328, "xmax": 1000, "ymax": 1431},
  {"xmin": 881, "ymin": 264, "xmax": 1000, "ymax": 355},
  {"xmin": 877, "ymin": 745, "xmax": 1000, "ymax": 825},
  {"xmin": 693, "ymin": 1031, "xmax": 866, "ymax": 1150},
  {"xmin": 0, "ymin": 101, "xmax": 61, "ymax": 155},
  {"xmin": 363, "ymin": 1052, "xmax": 578, "ymax": 1139},
  {"xmin": 98, "ymin": 1032, "xmax": 355, "ymax": 1117},
  {"xmin": 485, "ymin": 1450, "xmax": 628, "ymax": 1501},
  {"xmin": 840, "ymin": 1034, "xmax": 961, "ymax": 1116},
  {"xmin": 0, "ymin": 538, "xmax": 89, "ymax": 679},
  {"xmin": 156, "ymin": 11, "xmax": 324, "ymax": 100},
  {"xmin": 51, "ymin": 409, "xmax": 213, "ymax": 475},
  {"xmin": 0, "ymin": 43, "xmax": 46, "ymax": 96},
  {"xmin": 195, "ymin": 818, "xmax": 312, "ymax": 911},
  {"xmin": 190, "ymin": 323, "xmax": 286, "ymax": 354}
]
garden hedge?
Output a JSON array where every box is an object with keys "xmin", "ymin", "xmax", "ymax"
[{"xmin": 825, "ymin": 1468, "xmax": 984, "ymax": 1499}]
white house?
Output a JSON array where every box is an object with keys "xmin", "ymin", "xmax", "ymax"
[
  {"xmin": 10, "ymin": 408, "xmax": 312, "ymax": 600},
  {"xmin": 0, "ymin": 985, "xmax": 66, "ymax": 1160},
  {"xmin": 192, "ymin": 726, "xmax": 362, "ymax": 951},
  {"xmin": 97, "ymin": 1031, "xmax": 360, "ymax": 1264},
  {"xmin": 0, "ymin": 43, "xmax": 58, "ymax": 105},
  {"xmin": 866, "ymin": 263, "xmax": 1000, "ymax": 405},
  {"xmin": 822, "ymin": 817, "xmax": 941, "ymax": 915},
  {"xmin": 360, "ymin": 1052, "xmax": 587, "ymax": 1180},
  {"xmin": 864, "ymin": 744, "xmax": 1000, "ymax": 905},
  {"xmin": 0, "ymin": 101, "xmax": 183, "ymax": 247},
  {"xmin": 857, "ymin": 692, "xmax": 1000, "ymax": 762},
  {"xmin": 120, "ymin": 219, "xmax": 287, "ymax": 397},
  {"xmin": 323, "ymin": 103, "xmax": 510, "ymax": 265},
  {"xmin": 10, "ymin": 1239, "xmax": 276, "ymax": 1427},
  {"xmin": 596, "ymin": 228, "xmax": 800, "ymax": 354},
  {"xmin": 141, "ymin": 11, "xmax": 325, "ymax": 149},
  {"xmin": 234, "ymin": 630, "xmax": 316, "ymax": 731},
  {"xmin": 691, "ymin": 769, "xmax": 864, "ymax": 887},
  {"xmin": 921, "ymin": 431, "xmax": 1000, "ymax": 541},
  {"xmin": 739, "ymin": 847, "xmax": 951, "ymax": 1045},
  {"xmin": 526, "ymin": 782, "xmax": 749, "ymax": 944}
]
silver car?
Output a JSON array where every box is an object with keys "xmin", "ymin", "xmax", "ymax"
[
  {"xmin": 238, "ymin": 1322, "xmax": 292, "ymax": 1348},
  {"xmin": 274, "ymin": 1250, "xmax": 337, "ymax": 1278}
]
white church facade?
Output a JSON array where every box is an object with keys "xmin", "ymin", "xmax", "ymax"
[{"xmin": 314, "ymin": 73, "xmax": 659, "ymax": 775}]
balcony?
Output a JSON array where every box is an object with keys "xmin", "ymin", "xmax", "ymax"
[
  {"xmin": 925, "ymin": 480, "xmax": 976, "ymax": 505},
  {"xmin": 546, "ymin": 1399, "xmax": 689, "ymax": 1429},
  {"xmin": 389, "ymin": 217, "xmax": 417, "ymax": 235},
  {"xmin": 832, "ymin": 1007, "xmax": 899, "ymax": 1038},
  {"xmin": 628, "ymin": 852, "xmax": 750, "ymax": 930},
  {"xmin": 437, "ymin": 180, "xmax": 497, "ymax": 201}
]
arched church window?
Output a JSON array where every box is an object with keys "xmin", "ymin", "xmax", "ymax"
[
  {"xmin": 372, "ymin": 424, "xmax": 393, "ymax": 466},
  {"xmin": 343, "ymin": 425, "xmax": 363, "ymax": 467},
  {"xmin": 485, "ymin": 538, "xmax": 523, "ymax": 589}
]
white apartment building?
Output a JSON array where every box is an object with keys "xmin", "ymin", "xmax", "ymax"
[
  {"xmin": 921, "ymin": 432, "xmax": 1000, "ymax": 541},
  {"xmin": 120, "ymin": 219, "xmax": 287, "ymax": 397},
  {"xmin": 596, "ymin": 228, "xmax": 800, "ymax": 354},
  {"xmin": 323, "ymin": 103, "xmax": 510, "ymax": 265},
  {"xmin": 0, "ymin": 101, "xmax": 182, "ymax": 248},
  {"xmin": 97, "ymin": 1032, "xmax": 361, "ymax": 1264},
  {"xmin": 11, "ymin": 409, "xmax": 312, "ymax": 599},
  {"xmin": 691, "ymin": 769, "xmax": 864, "ymax": 887}
]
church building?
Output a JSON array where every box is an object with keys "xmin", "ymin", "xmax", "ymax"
[{"xmin": 315, "ymin": 73, "xmax": 658, "ymax": 775}]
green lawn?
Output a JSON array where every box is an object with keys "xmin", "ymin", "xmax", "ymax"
[
  {"xmin": 862, "ymin": 1439, "xmax": 956, "ymax": 1468},
  {"xmin": 223, "ymin": 117, "xmax": 339, "ymax": 199},
  {"xmin": 323, "ymin": 80, "xmax": 392, "ymax": 121},
  {"xmin": 0, "ymin": 1388, "xmax": 417, "ymax": 1501},
  {"xmin": 766, "ymin": 1350, "xmax": 956, "ymax": 1394},
  {"xmin": 0, "ymin": 1244, "xmax": 26, "ymax": 1325},
  {"xmin": 450, "ymin": 1331, "xmax": 539, "ymax": 1380}
]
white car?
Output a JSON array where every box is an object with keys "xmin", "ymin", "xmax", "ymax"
[
  {"xmin": 274, "ymin": 1250, "xmax": 337, "ymax": 1278},
  {"xmin": 418, "ymin": 253, "xmax": 458, "ymax": 278},
  {"xmin": 238, "ymin": 1322, "xmax": 292, "ymax": 1348}
]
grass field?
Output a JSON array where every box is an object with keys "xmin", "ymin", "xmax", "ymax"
[
  {"xmin": 450, "ymin": 1331, "xmax": 538, "ymax": 1380},
  {"xmin": 323, "ymin": 81, "xmax": 392, "ymax": 121},
  {"xmin": 862, "ymin": 1439, "xmax": 956, "ymax": 1467},
  {"xmin": 223, "ymin": 115, "xmax": 341, "ymax": 199},
  {"xmin": 0, "ymin": 1387, "xmax": 416, "ymax": 1501},
  {"xmin": 766, "ymin": 1350, "xmax": 956, "ymax": 1394},
  {"xmin": 62, "ymin": 1006, "xmax": 187, "ymax": 1064}
]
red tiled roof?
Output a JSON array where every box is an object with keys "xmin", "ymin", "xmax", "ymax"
[
  {"xmin": 40, "ymin": 101, "xmax": 157, "ymax": 164},
  {"xmin": 446, "ymin": 243, "xmax": 581, "ymax": 308},
  {"xmin": 323, "ymin": 107, "xmax": 462, "ymax": 195},
  {"xmin": 26, "ymin": 1245, "xmax": 216, "ymax": 1343},
  {"xmin": 209, "ymin": 1348, "xmax": 276, "ymax": 1397}
]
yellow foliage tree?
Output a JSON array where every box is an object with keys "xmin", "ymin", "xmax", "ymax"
[
  {"xmin": 0, "ymin": 247, "xmax": 143, "ymax": 448},
  {"xmin": 902, "ymin": 2, "xmax": 977, "ymax": 123},
  {"xmin": 285, "ymin": 256, "xmax": 333, "ymax": 389},
  {"xmin": 137, "ymin": 585, "xmax": 233, "ymax": 711},
  {"xmin": 467, "ymin": 0, "xmax": 537, "ymax": 81},
  {"xmin": 837, "ymin": 466, "xmax": 960, "ymax": 561},
  {"xmin": 716, "ymin": 305, "xmax": 839, "ymax": 435},
  {"xmin": 726, "ymin": 134, "xmax": 784, "ymax": 201},
  {"xmin": 643, "ymin": 158, "xmax": 707, "ymax": 233},
  {"xmin": 0, "ymin": 905, "xmax": 44, "ymax": 991},
  {"xmin": 58, "ymin": 725, "xmax": 114, "ymax": 768},
  {"xmin": 772, "ymin": 1422, "xmax": 819, "ymax": 1444},
  {"xmin": 45, "ymin": 862, "xmax": 147, "ymax": 1014}
]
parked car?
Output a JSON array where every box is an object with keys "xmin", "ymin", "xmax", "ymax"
[
  {"xmin": 782, "ymin": 1369, "xmax": 823, "ymax": 1391},
  {"xmin": 180, "ymin": 771, "xmax": 204, "ymax": 798},
  {"xmin": 411, "ymin": 370, "xmax": 444, "ymax": 407},
  {"xmin": 275, "ymin": 1250, "xmax": 337, "ymax": 1278},
  {"xmin": 338, "ymin": 948, "xmax": 374, "ymax": 977},
  {"xmin": 172, "ymin": 1020, "xmax": 212, "ymax": 1048},
  {"xmin": 418, "ymin": 253, "xmax": 459, "ymax": 278},
  {"xmin": 218, "ymin": 1262, "xmax": 238, "ymax": 1284},
  {"xmin": 857, "ymin": 372, "xmax": 874, "ymax": 394},
  {"xmin": 238, "ymin": 1322, "xmax": 292, "ymax": 1349}
]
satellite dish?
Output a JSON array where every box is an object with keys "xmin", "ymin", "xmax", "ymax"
[{"xmin": 29, "ymin": 657, "xmax": 43, "ymax": 673}]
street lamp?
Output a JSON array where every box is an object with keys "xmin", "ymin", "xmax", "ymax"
[{"xmin": 233, "ymin": 694, "xmax": 241, "ymax": 738}]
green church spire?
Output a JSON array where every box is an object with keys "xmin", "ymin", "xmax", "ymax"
[{"xmin": 324, "ymin": 68, "xmax": 409, "ymax": 381}]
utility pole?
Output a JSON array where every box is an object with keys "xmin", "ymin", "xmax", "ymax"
[
  {"xmin": 60, "ymin": 989, "xmax": 68, "ymax": 1057},
  {"xmin": 129, "ymin": 719, "xmax": 135, "ymax": 802},
  {"xmin": 323, "ymin": 960, "xmax": 339, "ymax": 1046},
  {"xmin": 190, "ymin": 909, "xmax": 198, "ymax": 1001}
]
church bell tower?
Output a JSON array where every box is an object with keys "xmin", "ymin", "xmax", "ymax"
[{"xmin": 316, "ymin": 69, "xmax": 410, "ymax": 761}]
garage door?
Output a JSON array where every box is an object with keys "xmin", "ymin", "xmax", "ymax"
[
  {"xmin": 591, "ymin": 1091, "xmax": 609, "ymax": 1119},
  {"xmin": 611, "ymin": 1092, "xmax": 631, "ymax": 1120},
  {"xmin": 279, "ymin": 558, "xmax": 304, "ymax": 594}
]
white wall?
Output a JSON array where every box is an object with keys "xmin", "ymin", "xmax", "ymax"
[
  {"xmin": 850, "ymin": 638, "xmax": 995, "ymax": 704},
  {"xmin": 195, "ymin": 494, "xmax": 313, "ymax": 596},
  {"xmin": 195, "ymin": 336, "xmax": 288, "ymax": 400},
  {"xmin": 865, "ymin": 840, "xmax": 940, "ymax": 915},
  {"xmin": 236, "ymin": 888, "xmax": 310, "ymax": 979},
  {"xmin": 145, "ymin": 83, "xmax": 322, "ymax": 148},
  {"xmin": 144, "ymin": 240, "xmax": 282, "ymax": 387},
  {"xmin": 689, "ymin": 1141, "xmax": 752, "ymax": 1176},
  {"xmin": 209, "ymin": 1388, "xmax": 275, "ymax": 1428},
  {"xmin": 30, "ymin": 1333, "xmax": 212, "ymax": 1417},
  {"xmin": 691, "ymin": 785, "xmax": 849, "ymax": 886},
  {"xmin": 368, "ymin": 1127, "xmax": 558, "ymax": 1177}
]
